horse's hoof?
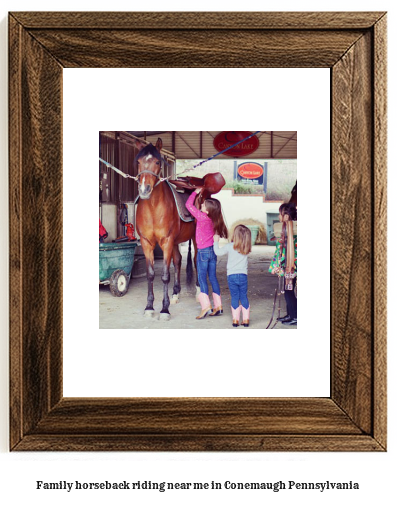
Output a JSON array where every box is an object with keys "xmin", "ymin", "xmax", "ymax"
[
  {"xmin": 159, "ymin": 312, "xmax": 171, "ymax": 321},
  {"xmin": 170, "ymin": 294, "xmax": 179, "ymax": 305},
  {"xmin": 144, "ymin": 310, "xmax": 155, "ymax": 318}
]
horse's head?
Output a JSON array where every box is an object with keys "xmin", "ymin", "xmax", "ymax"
[{"xmin": 134, "ymin": 138, "xmax": 163, "ymax": 200}]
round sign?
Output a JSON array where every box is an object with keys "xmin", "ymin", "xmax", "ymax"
[
  {"xmin": 238, "ymin": 162, "xmax": 264, "ymax": 179},
  {"xmin": 213, "ymin": 131, "xmax": 259, "ymax": 157}
]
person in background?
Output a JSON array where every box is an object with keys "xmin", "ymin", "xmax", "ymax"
[
  {"xmin": 269, "ymin": 202, "xmax": 297, "ymax": 326},
  {"xmin": 214, "ymin": 225, "xmax": 252, "ymax": 327},
  {"xmin": 99, "ymin": 218, "xmax": 108, "ymax": 243},
  {"xmin": 185, "ymin": 188, "xmax": 228, "ymax": 319}
]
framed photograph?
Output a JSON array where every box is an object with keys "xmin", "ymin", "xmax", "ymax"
[
  {"xmin": 9, "ymin": 11, "xmax": 387, "ymax": 451},
  {"xmin": 95, "ymin": 129, "xmax": 300, "ymax": 332}
]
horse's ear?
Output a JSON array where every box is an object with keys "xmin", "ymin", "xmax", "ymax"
[
  {"xmin": 155, "ymin": 138, "xmax": 163, "ymax": 152},
  {"xmin": 133, "ymin": 139, "xmax": 145, "ymax": 151}
]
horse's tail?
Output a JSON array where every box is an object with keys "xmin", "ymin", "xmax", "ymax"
[{"xmin": 186, "ymin": 238, "xmax": 193, "ymax": 286}]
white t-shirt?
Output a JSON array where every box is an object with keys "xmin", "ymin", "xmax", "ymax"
[{"xmin": 213, "ymin": 241, "xmax": 248, "ymax": 276}]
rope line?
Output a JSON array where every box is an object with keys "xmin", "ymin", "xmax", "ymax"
[
  {"xmin": 99, "ymin": 157, "xmax": 171, "ymax": 183},
  {"xmin": 100, "ymin": 131, "xmax": 262, "ymax": 180},
  {"xmin": 178, "ymin": 131, "xmax": 262, "ymax": 176}
]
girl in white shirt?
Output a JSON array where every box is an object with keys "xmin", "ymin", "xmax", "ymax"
[{"xmin": 213, "ymin": 225, "xmax": 252, "ymax": 327}]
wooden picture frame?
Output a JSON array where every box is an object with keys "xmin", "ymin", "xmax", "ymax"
[{"xmin": 9, "ymin": 11, "xmax": 387, "ymax": 451}]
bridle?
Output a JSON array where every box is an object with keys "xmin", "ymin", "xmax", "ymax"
[
  {"xmin": 136, "ymin": 156, "xmax": 171, "ymax": 188},
  {"xmin": 137, "ymin": 166, "xmax": 164, "ymax": 188}
]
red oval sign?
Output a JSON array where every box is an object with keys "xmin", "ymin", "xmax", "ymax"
[
  {"xmin": 238, "ymin": 163, "xmax": 264, "ymax": 179},
  {"xmin": 213, "ymin": 131, "xmax": 259, "ymax": 157}
]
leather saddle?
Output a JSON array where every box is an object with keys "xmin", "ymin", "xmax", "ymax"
[{"xmin": 169, "ymin": 172, "xmax": 226, "ymax": 207}]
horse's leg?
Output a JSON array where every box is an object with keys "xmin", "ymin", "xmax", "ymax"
[
  {"xmin": 141, "ymin": 239, "xmax": 156, "ymax": 317},
  {"xmin": 159, "ymin": 238, "xmax": 173, "ymax": 320},
  {"xmin": 171, "ymin": 244, "xmax": 182, "ymax": 305},
  {"xmin": 192, "ymin": 236, "xmax": 201, "ymax": 301}
]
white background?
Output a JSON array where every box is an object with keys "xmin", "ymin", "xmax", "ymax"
[
  {"xmin": 63, "ymin": 67, "xmax": 330, "ymax": 398},
  {"xmin": 0, "ymin": 1, "xmax": 395, "ymax": 507}
]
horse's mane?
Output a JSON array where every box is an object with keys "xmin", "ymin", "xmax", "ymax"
[{"xmin": 134, "ymin": 143, "xmax": 161, "ymax": 166}]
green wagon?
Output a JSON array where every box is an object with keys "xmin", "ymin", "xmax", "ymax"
[{"xmin": 99, "ymin": 242, "xmax": 138, "ymax": 297}]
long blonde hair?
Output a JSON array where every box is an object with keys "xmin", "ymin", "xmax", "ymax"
[{"xmin": 231, "ymin": 225, "xmax": 252, "ymax": 255}]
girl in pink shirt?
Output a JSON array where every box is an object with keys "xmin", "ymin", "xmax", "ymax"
[{"xmin": 185, "ymin": 188, "xmax": 228, "ymax": 319}]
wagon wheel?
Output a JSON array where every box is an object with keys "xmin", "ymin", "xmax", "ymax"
[{"xmin": 109, "ymin": 269, "xmax": 130, "ymax": 297}]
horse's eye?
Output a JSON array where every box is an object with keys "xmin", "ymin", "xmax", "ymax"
[{"xmin": 156, "ymin": 161, "xmax": 160, "ymax": 165}]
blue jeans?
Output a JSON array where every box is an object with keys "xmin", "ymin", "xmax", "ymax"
[
  {"xmin": 228, "ymin": 273, "xmax": 249, "ymax": 309},
  {"xmin": 197, "ymin": 246, "xmax": 220, "ymax": 295}
]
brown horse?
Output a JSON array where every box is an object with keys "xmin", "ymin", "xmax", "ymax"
[{"xmin": 134, "ymin": 138, "xmax": 197, "ymax": 320}]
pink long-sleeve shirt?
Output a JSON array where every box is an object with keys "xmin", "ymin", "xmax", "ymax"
[{"xmin": 185, "ymin": 192, "xmax": 215, "ymax": 249}]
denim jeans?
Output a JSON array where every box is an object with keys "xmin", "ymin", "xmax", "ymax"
[
  {"xmin": 197, "ymin": 246, "xmax": 220, "ymax": 295},
  {"xmin": 227, "ymin": 273, "xmax": 249, "ymax": 309}
]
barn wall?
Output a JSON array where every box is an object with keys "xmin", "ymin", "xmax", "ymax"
[{"xmin": 217, "ymin": 190, "xmax": 281, "ymax": 238}]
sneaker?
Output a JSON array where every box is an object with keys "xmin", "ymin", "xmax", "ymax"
[
  {"xmin": 277, "ymin": 314, "xmax": 290, "ymax": 322},
  {"xmin": 282, "ymin": 318, "xmax": 297, "ymax": 326}
]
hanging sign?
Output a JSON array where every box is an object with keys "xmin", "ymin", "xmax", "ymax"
[
  {"xmin": 238, "ymin": 162, "xmax": 264, "ymax": 180},
  {"xmin": 213, "ymin": 131, "xmax": 259, "ymax": 157}
]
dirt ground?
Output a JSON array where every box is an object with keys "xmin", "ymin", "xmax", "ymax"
[{"xmin": 99, "ymin": 244, "xmax": 296, "ymax": 330}]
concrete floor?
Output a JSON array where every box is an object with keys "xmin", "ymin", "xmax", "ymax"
[{"xmin": 99, "ymin": 244, "xmax": 297, "ymax": 330}]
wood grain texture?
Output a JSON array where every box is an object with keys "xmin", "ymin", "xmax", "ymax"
[
  {"xmin": 27, "ymin": 29, "xmax": 363, "ymax": 68},
  {"xmin": 11, "ymin": 11, "xmax": 385, "ymax": 29},
  {"xmin": 31, "ymin": 398, "xmax": 363, "ymax": 435},
  {"xmin": 373, "ymin": 15, "xmax": 387, "ymax": 449},
  {"xmin": 14, "ymin": 435, "xmax": 382, "ymax": 452},
  {"xmin": 9, "ymin": 15, "xmax": 23, "ymax": 450},
  {"xmin": 9, "ymin": 11, "xmax": 387, "ymax": 452},
  {"xmin": 332, "ymin": 32, "xmax": 373, "ymax": 434},
  {"xmin": 9, "ymin": 15, "xmax": 64, "ymax": 448}
]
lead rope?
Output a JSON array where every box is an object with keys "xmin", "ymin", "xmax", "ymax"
[
  {"xmin": 266, "ymin": 222, "xmax": 287, "ymax": 329},
  {"xmin": 99, "ymin": 157, "xmax": 171, "ymax": 186},
  {"xmin": 266, "ymin": 275, "xmax": 284, "ymax": 329},
  {"xmin": 100, "ymin": 131, "xmax": 262, "ymax": 181}
]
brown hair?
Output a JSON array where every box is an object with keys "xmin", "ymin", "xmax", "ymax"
[
  {"xmin": 279, "ymin": 202, "xmax": 297, "ymax": 221},
  {"xmin": 231, "ymin": 225, "xmax": 252, "ymax": 255},
  {"xmin": 205, "ymin": 198, "xmax": 228, "ymax": 239}
]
